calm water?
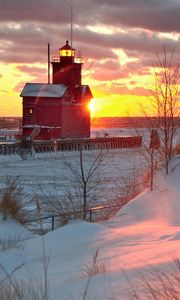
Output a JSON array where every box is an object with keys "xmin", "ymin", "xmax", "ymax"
[
  {"xmin": 92, "ymin": 117, "xmax": 153, "ymax": 128},
  {"xmin": 0, "ymin": 117, "xmax": 21, "ymax": 130},
  {"xmin": 0, "ymin": 116, "xmax": 179, "ymax": 130}
]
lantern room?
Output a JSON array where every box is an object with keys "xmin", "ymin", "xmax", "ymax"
[
  {"xmin": 52, "ymin": 40, "xmax": 82, "ymax": 90},
  {"xmin": 59, "ymin": 40, "xmax": 75, "ymax": 63}
]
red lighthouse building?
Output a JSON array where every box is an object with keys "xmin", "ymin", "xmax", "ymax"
[{"xmin": 20, "ymin": 41, "xmax": 93, "ymax": 140}]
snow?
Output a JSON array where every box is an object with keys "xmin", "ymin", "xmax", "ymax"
[
  {"xmin": 0, "ymin": 133, "xmax": 180, "ymax": 298},
  {"xmin": 0, "ymin": 147, "xmax": 147, "ymax": 213},
  {"xmin": 20, "ymin": 83, "xmax": 67, "ymax": 98}
]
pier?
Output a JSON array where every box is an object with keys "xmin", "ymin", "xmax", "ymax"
[{"xmin": 0, "ymin": 136, "xmax": 142, "ymax": 155}]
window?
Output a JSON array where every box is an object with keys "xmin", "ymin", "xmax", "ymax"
[{"xmin": 24, "ymin": 107, "xmax": 35, "ymax": 124}]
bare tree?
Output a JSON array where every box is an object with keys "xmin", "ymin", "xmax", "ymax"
[
  {"xmin": 63, "ymin": 146, "xmax": 107, "ymax": 220},
  {"xmin": 152, "ymin": 48, "xmax": 179, "ymax": 174},
  {"xmin": 134, "ymin": 49, "xmax": 179, "ymax": 183},
  {"xmin": 130, "ymin": 123, "xmax": 161, "ymax": 191}
]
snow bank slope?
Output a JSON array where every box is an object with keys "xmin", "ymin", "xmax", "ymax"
[{"xmin": 0, "ymin": 158, "xmax": 180, "ymax": 299}]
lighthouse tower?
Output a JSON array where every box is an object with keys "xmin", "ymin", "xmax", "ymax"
[
  {"xmin": 52, "ymin": 40, "xmax": 82, "ymax": 89},
  {"xmin": 20, "ymin": 41, "xmax": 93, "ymax": 140}
]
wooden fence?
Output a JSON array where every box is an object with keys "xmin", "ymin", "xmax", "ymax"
[{"xmin": 0, "ymin": 136, "xmax": 142, "ymax": 155}]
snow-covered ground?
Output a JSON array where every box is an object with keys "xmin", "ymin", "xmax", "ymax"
[
  {"xmin": 0, "ymin": 127, "xmax": 180, "ymax": 299},
  {"xmin": 0, "ymin": 146, "xmax": 148, "ymax": 218},
  {"xmin": 0, "ymin": 154, "xmax": 180, "ymax": 299}
]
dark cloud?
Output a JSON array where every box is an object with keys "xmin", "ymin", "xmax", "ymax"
[
  {"xmin": 95, "ymin": 59, "xmax": 120, "ymax": 71},
  {"xmin": 93, "ymin": 61, "xmax": 130, "ymax": 81},
  {"xmin": 131, "ymin": 86, "xmax": 152, "ymax": 96},
  {"xmin": 0, "ymin": 0, "xmax": 179, "ymax": 33},
  {"xmin": 0, "ymin": 0, "xmax": 180, "ymax": 88},
  {"xmin": 14, "ymin": 74, "xmax": 49, "ymax": 93},
  {"xmin": 13, "ymin": 65, "xmax": 49, "ymax": 90},
  {"xmin": 76, "ymin": 27, "xmax": 180, "ymax": 56},
  {"xmin": 14, "ymin": 81, "xmax": 26, "ymax": 93},
  {"xmin": 105, "ymin": 83, "xmax": 129, "ymax": 95},
  {"xmin": 106, "ymin": 83, "xmax": 152, "ymax": 96},
  {"xmin": 79, "ymin": 0, "xmax": 180, "ymax": 33},
  {"xmin": 16, "ymin": 65, "xmax": 46, "ymax": 76},
  {"xmin": 93, "ymin": 70, "xmax": 129, "ymax": 81},
  {"xmin": 92, "ymin": 59, "xmax": 151, "ymax": 82},
  {"xmin": 0, "ymin": 0, "xmax": 180, "ymax": 63},
  {"xmin": 0, "ymin": 0, "xmax": 70, "ymax": 23}
]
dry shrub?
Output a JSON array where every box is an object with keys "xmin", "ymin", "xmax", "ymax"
[
  {"xmin": 0, "ymin": 232, "xmax": 25, "ymax": 251},
  {"xmin": 142, "ymin": 261, "xmax": 180, "ymax": 300},
  {"xmin": 82, "ymin": 250, "xmax": 110, "ymax": 300},
  {"xmin": 40, "ymin": 184, "xmax": 84, "ymax": 227},
  {"xmin": 128, "ymin": 259, "xmax": 180, "ymax": 300},
  {"xmin": 84, "ymin": 250, "xmax": 110, "ymax": 277},
  {"xmin": 35, "ymin": 196, "xmax": 49, "ymax": 300},
  {"xmin": 0, "ymin": 177, "xmax": 27, "ymax": 223},
  {"xmin": 0, "ymin": 279, "xmax": 45, "ymax": 300},
  {"xmin": 82, "ymin": 257, "xmax": 180, "ymax": 300}
]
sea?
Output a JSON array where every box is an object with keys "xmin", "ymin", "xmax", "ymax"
[
  {"xmin": 0, "ymin": 117, "xmax": 180, "ymax": 133},
  {"xmin": 0, "ymin": 116, "xmax": 174, "ymax": 130},
  {"xmin": 0, "ymin": 116, "xmax": 179, "ymax": 146}
]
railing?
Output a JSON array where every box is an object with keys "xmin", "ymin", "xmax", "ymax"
[
  {"xmin": 30, "ymin": 126, "xmax": 41, "ymax": 139},
  {"xmin": 24, "ymin": 204, "xmax": 127, "ymax": 232},
  {"xmin": 51, "ymin": 56, "xmax": 82, "ymax": 63},
  {"xmin": 0, "ymin": 136, "xmax": 142, "ymax": 155}
]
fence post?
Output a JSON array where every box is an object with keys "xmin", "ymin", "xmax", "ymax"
[
  {"xmin": 51, "ymin": 216, "xmax": 55, "ymax": 231},
  {"xmin": 89, "ymin": 209, "xmax": 93, "ymax": 222}
]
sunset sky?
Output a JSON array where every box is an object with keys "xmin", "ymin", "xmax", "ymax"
[{"xmin": 0, "ymin": 0, "xmax": 180, "ymax": 117}]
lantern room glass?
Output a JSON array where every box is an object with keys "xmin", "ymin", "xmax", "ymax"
[{"xmin": 59, "ymin": 49, "xmax": 75, "ymax": 57}]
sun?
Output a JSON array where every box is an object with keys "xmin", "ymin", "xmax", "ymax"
[{"xmin": 88, "ymin": 99, "xmax": 95, "ymax": 115}]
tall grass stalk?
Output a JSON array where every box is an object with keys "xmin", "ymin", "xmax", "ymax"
[{"xmin": 35, "ymin": 195, "xmax": 49, "ymax": 300}]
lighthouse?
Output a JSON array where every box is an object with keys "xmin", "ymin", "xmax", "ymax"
[
  {"xmin": 52, "ymin": 40, "xmax": 81, "ymax": 89},
  {"xmin": 20, "ymin": 41, "xmax": 93, "ymax": 140}
]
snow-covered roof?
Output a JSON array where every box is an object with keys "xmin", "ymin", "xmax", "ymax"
[
  {"xmin": 81, "ymin": 85, "xmax": 93, "ymax": 98},
  {"xmin": 20, "ymin": 83, "xmax": 67, "ymax": 98}
]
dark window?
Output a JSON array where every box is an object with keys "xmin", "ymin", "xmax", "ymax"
[{"xmin": 24, "ymin": 107, "xmax": 35, "ymax": 124}]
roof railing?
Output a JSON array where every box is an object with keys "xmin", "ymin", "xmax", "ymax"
[{"xmin": 51, "ymin": 56, "xmax": 82, "ymax": 63}]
